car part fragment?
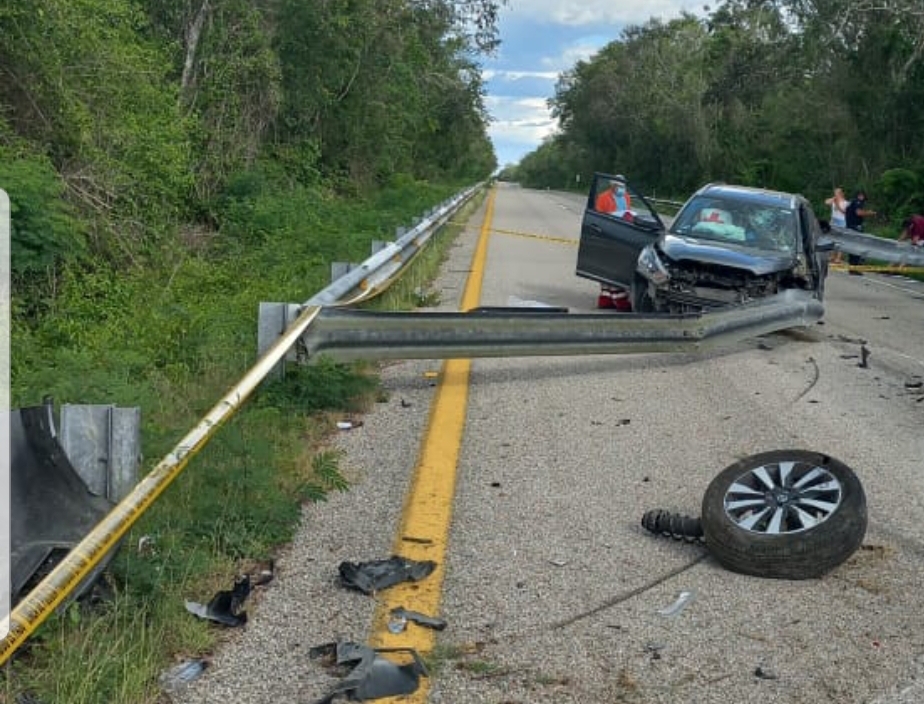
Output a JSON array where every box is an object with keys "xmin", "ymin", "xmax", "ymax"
[
  {"xmin": 701, "ymin": 450, "xmax": 867, "ymax": 579},
  {"xmin": 338, "ymin": 556, "xmax": 436, "ymax": 595},
  {"xmin": 641, "ymin": 509, "xmax": 704, "ymax": 543},
  {"xmin": 309, "ymin": 640, "xmax": 428, "ymax": 703},
  {"xmin": 185, "ymin": 575, "xmax": 251, "ymax": 626},
  {"xmin": 390, "ymin": 606, "xmax": 447, "ymax": 631}
]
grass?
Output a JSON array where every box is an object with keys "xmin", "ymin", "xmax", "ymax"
[{"xmin": 4, "ymin": 176, "xmax": 485, "ymax": 704}]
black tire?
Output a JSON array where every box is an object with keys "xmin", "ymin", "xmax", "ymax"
[{"xmin": 701, "ymin": 450, "xmax": 867, "ymax": 579}]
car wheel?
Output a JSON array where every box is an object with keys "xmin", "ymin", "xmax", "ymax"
[{"xmin": 701, "ymin": 450, "xmax": 866, "ymax": 579}]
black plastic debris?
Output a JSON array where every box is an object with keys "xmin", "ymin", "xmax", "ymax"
[
  {"xmin": 390, "ymin": 606, "xmax": 447, "ymax": 631},
  {"xmin": 309, "ymin": 640, "xmax": 428, "ymax": 703},
  {"xmin": 185, "ymin": 575, "xmax": 251, "ymax": 626},
  {"xmin": 338, "ymin": 556, "xmax": 436, "ymax": 595}
]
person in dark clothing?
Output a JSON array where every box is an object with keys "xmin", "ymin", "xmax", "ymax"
[{"xmin": 844, "ymin": 191, "xmax": 876, "ymax": 275}]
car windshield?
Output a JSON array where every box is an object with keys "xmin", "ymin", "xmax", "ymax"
[{"xmin": 670, "ymin": 195, "xmax": 797, "ymax": 253}]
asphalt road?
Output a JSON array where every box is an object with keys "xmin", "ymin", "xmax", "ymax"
[{"xmin": 175, "ymin": 184, "xmax": 924, "ymax": 704}]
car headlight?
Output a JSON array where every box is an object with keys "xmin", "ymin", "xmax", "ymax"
[{"xmin": 637, "ymin": 245, "xmax": 670, "ymax": 285}]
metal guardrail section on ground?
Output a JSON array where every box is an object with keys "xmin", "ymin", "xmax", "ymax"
[
  {"xmin": 299, "ymin": 289, "xmax": 824, "ymax": 361},
  {"xmin": 828, "ymin": 226, "xmax": 924, "ymax": 267}
]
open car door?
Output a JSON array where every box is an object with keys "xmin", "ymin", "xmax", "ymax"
[{"xmin": 576, "ymin": 173, "xmax": 665, "ymax": 289}]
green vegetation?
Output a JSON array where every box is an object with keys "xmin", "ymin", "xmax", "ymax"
[
  {"xmin": 503, "ymin": 0, "xmax": 924, "ymax": 227},
  {"xmin": 2, "ymin": 0, "xmax": 502, "ymax": 700}
]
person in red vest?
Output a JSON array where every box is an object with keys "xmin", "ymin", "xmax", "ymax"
[{"xmin": 595, "ymin": 178, "xmax": 632, "ymax": 215}]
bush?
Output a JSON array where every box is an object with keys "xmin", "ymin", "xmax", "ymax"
[{"xmin": 1, "ymin": 151, "xmax": 86, "ymax": 276}]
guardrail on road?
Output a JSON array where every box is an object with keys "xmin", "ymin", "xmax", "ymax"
[{"xmin": 297, "ymin": 289, "xmax": 825, "ymax": 362}]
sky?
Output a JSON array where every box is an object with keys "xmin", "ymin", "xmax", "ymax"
[{"xmin": 483, "ymin": 0, "xmax": 708, "ymax": 168}]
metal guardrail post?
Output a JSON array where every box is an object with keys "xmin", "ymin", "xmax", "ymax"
[{"xmin": 59, "ymin": 404, "xmax": 141, "ymax": 504}]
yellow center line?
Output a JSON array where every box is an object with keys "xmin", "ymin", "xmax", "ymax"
[{"xmin": 367, "ymin": 188, "xmax": 496, "ymax": 700}]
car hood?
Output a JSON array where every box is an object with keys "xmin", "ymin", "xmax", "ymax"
[{"xmin": 659, "ymin": 233, "xmax": 794, "ymax": 276}]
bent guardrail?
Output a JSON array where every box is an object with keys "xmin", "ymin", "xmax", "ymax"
[{"xmin": 298, "ymin": 289, "xmax": 824, "ymax": 362}]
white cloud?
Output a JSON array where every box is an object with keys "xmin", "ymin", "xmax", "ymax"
[
  {"xmin": 482, "ymin": 69, "xmax": 560, "ymax": 81},
  {"xmin": 504, "ymin": 0, "xmax": 703, "ymax": 27},
  {"xmin": 539, "ymin": 41, "xmax": 602, "ymax": 71},
  {"xmin": 486, "ymin": 95, "xmax": 556, "ymax": 155}
]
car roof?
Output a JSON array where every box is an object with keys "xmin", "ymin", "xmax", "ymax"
[{"xmin": 694, "ymin": 183, "xmax": 800, "ymax": 210}]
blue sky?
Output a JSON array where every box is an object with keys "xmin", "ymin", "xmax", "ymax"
[{"xmin": 483, "ymin": 0, "xmax": 707, "ymax": 167}]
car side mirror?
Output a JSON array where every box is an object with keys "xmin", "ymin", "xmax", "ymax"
[{"xmin": 633, "ymin": 215, "xmax": 661, "ymax": 231}]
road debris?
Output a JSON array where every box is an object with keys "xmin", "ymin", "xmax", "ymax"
[
  {"xmin": 308, "ymin": 640, "xmax": 428, "ymax": 703},
  {"xmin": 657, "ymin": 590, "xmax": 696, "ymax": 618},
  {"xmin": 185, "ymin": 575, "xmax": 251, "ymax": 627},
  {"xmin": 338, "ymin": 556, "xmax": 436, "ymax": 595},
  {"xmin": 160, "ymin": 658, "xmax": 209, "ymax": 692},
  {"xmin": 390, "ymin": 606, "xmax": 447, "ymax": 631},
  {"xmin": 641, "ymin": 509, "xmax": 704, "ymax": 543}
]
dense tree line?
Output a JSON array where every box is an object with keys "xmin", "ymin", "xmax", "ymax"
[
  {"xmin": 1, "ymin": 0, "xmax": 501, "ymax": 298},
  {"xmin": 508, "ymin": 0, "xmax": 924, "ymax": 222}
]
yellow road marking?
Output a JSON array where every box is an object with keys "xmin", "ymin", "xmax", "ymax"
[{"xmin": 367, "ymin": 189, "xmax": 496, "ymax": 700}]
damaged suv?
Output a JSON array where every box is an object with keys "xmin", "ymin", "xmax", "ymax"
[{"xmin": 576, "ymin": 174, "xmax": 833, "ymax": 313}]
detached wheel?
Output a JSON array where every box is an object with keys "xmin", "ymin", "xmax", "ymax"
[{"xmin": 701, "ymin": 450, "xmax": 867, "ymax": 579}]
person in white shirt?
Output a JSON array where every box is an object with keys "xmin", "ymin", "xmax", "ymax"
[{"xmin": 824, "ymin": 186, "xmax": 847, "ymax": 263}]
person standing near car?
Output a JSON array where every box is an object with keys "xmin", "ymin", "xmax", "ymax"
[
  {"xmin": 844, "ymin": 190, "xmax": 876, "ymax": 275},
  {"xmin": 595, "ymin": 178, "xmax": 632, "ymax": 216},
  {"xmin": 825, "ymin": 187, "xmax": 847, "ymax": 263},
  {"xmin": 825, "ymin": 187, "xmax": 848, "ymax": 228}
]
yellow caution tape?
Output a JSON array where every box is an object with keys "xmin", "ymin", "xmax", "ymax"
[
  {"xmin": 831, "ymin": 264, "xmax": 924, "ymax": 274},
  {"xmin": 489, "ymin": 227, "xmax": 577, "ymax": 246}
]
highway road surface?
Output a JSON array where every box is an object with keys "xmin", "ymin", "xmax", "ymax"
[{"xmin": 175, "ymin": 183, "xmax": 924, "ymax": 704}]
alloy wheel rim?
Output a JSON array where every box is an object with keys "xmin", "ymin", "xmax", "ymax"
[{"xmin": 723, "ymin": 460, "xmax": 843, "ymax": 535}]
